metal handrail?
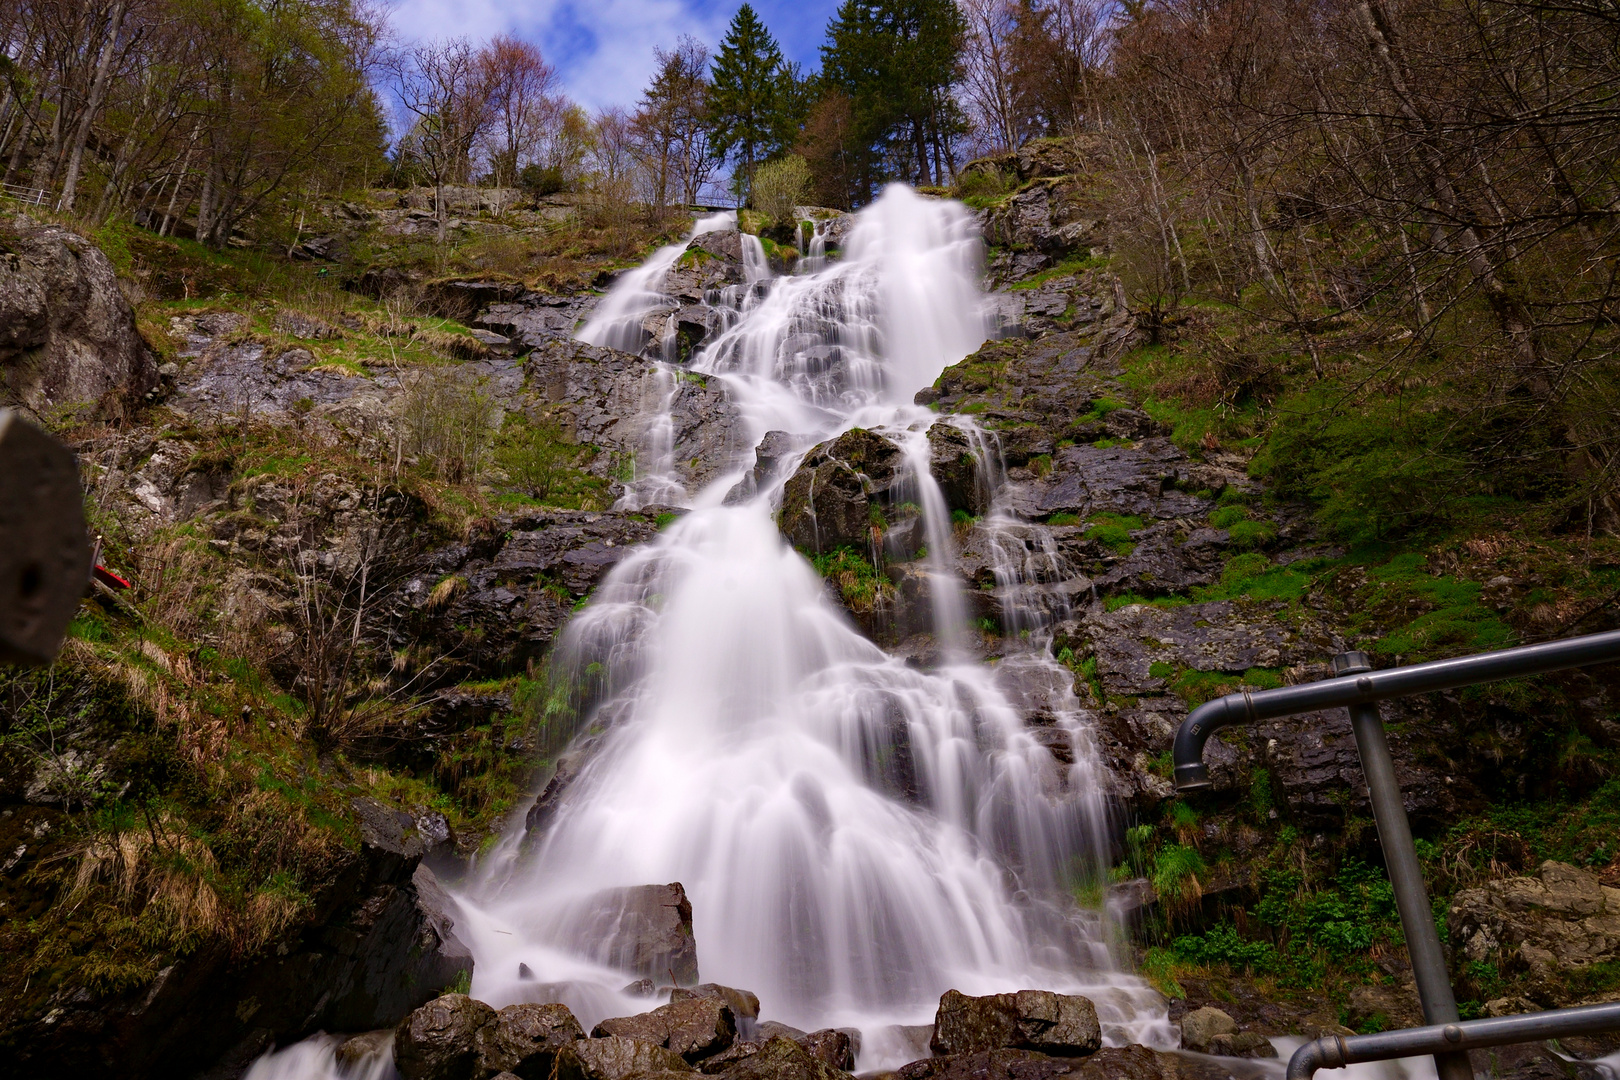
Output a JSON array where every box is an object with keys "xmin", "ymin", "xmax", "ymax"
[{"xmin": 1169, "ymin": 629, "xmax": 1620, "ymax": 1080}]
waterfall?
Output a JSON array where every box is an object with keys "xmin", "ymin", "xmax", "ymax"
[
  {"xmin": 451, "ymin": 186, "xmax": 1172, "ymax": 1067},
  {"xmin": 577, "ymin": 211, "xmax": 737, "ymax": 353}
]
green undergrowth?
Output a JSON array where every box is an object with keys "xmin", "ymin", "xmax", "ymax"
[
  {"xmin": 1085, "ymin": 513, "xmax": 1143, "ymax": 555},
  {"xmin": 809, "ymin": 546, "xmax": 895, "ymax": 612}
]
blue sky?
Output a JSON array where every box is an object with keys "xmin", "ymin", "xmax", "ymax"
[{"xmin": 384, "ymin": 0, "xmax": 839, "ymax": 111}]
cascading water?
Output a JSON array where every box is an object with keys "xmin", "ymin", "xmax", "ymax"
[
  {"xmin": 576, "ymin": 211, "xmax": 738, "ymax": 353},
  {"xmin": 450, "ymin": 186, "xmax": 1170, "ymax": 1065},
  {"xmin": 238, "ymin": 191, "xmax": 1448, "ymax": 1080}
]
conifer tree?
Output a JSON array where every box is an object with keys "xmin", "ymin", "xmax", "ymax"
[{"xmin": 708, "ymin": 4, "xmax": 789, "ymax": 202}]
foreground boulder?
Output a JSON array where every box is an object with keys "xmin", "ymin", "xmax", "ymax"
[
  {"xmin": 899, "ymin": 1045, "xmax": 1184, "ymax": 1080},
  {"xmin": 669, "ymin": 983, "xmax": 761, "ymax": 1022},
  {"xmin": 593, "ymin": 996, "xmax": 736, "ymax": 1062},
  {"xmin": 930, "ymin": 990, "xmax": 1100, "ymax": 1057},
  {"xmin": 0, "ymin": 212, "xmax": 159, "ymax": 414},
  {"xmin": 568, "ymin": 882, "xmax": 701, "ymax": 985},
  {"xmin": 553, "ymin": 1035, "xmax": 694, "ymax": 1080},
  {"xmin": 475, "ymin": 1002, "xmax": 587, "ymax": 1078},
  {"xmin": 1451, "ymin": 860, "xmax": 1620, "ymax": 997},
  {"xmin": 1177, "ymin": 1006, "xmax": 1276, "ymax": 1058},
  {"xmin": 396, "ymin": 994, "xmax": 499, "ymax": 1080},
  {"xmin": 711, "ymin": 1035, "xmax": 852, "ymax": 1080}
]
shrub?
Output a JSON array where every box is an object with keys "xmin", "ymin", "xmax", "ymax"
[
  {"xmin": 398, "ymin": 365, "xmax": 498, "ymax": 484},
  {"xmin": 752, "ymin": 155, "xmax": 810, "ymax": 227},
  {"xmin": 497, "ymin": 418, "xmax": 574, "ymax": 501}
]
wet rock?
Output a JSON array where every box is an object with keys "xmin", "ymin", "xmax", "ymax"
[
  {"xmin": 927, "ymin": 421, "xmax": 989, "ymax": 516},
  {"xmin": 713, "ymin": 1035, "xmax": 850, "ymax": 1080},
  {"xmin": 553, "ymin": 1035, "xmax": 694, "ymax": 1080},
  {"xmin": 395, "ymin": 993, "xmax": 498, "ymax": 1080},
  {"xmin": 335, "ymin": 1030, "xmax": 394, "ymax": 1070},
  {"xmin": 569, "ymin": 882, "xmax": 701, "ymax": 985},
  {"xmin": 669, "ymin": 984, "xmax": 762, "ymax": 1021},
  {"xmin": 477, "ymin": 294, "xmax": 598, "ymax": 346},
  {"xmin": 798, "ymin": 1029, "xmax": 858, "ymax": 1071},
  {"xmin": 1177, "ymin": 1006, "xmax": 1235, "ymax": 1053},
  {"xmin": 778, "ymin": 428, "xmax": 906, "ymax": 554},
  {"xmin": 475, "ymin": 1002, "xmax": 587, "ymax": 1079},
  {"xmin": 755, "ymin": 1022, "xmax": 808, "ymax": 1042},
  {"xmin": 1451, "ymin": 861, "xmax": 1620, "ymax": 994},
  {"xmin": 393, "ymin": 508, "xmax": 659, "ymax": 682},
  {"xmin": 593, "ymin": 997, "xmax": 736, "ymax": 1062},
  {"xmin": 920, "ymin": 318, "xmax": 1133, "ymax": 447},
  {"xmin": 1207, "ymin": 1033, "xmax": 1278, "ymax": 1058},
  {"xmin": 0, "ymin": 213, "xmax": 159, "ymax": 413},
  {"xmin": 700, "ymin": 1040, "xmax": 763, "ymax": 1074},
  {"xmin": 523, "ymin": 339, "xmax": 744, "ymax": 492},
  {"xmin": 930, "ymin": 989, "xmax": 1101, "ymax": 1057},
  {"xmin": 898, "ymin": 1045, "xmax": 1175, "ymax": 1080}
]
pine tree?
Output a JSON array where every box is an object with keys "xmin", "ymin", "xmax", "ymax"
[
  {"xmin": 822, "ymin": 0, "xmax": 967, "ymax": 199},
  {"xmin": 708, "ymin": 4, "xmax": 789, "ymax": 202}
]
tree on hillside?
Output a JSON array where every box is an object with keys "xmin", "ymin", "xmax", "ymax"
[
  {"xmin": 821, "ymin": 0, "xmax": 968, "ymax": 197},
  {"xmin": 388, "ymin": 37, "xmax": 489, "ymax": 243},
  {"xmin": 476, "ymin": 34, "xmax": 561, "ymax": 199},
  {"xmin": 708, "ymin": 4, "xmax": 792, "ymax": 203},
  {"xmin": 634, "ymin": 36, "xmax": 719, "ymax": 209}
]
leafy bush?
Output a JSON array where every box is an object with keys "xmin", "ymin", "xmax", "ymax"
[{"xmin": 752, "ymin": 155, "xmax": 810, "ymax": 226}]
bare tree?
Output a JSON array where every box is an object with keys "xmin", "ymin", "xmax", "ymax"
[
  {"xmin": 476, "ymin": 33, "xmax": 560, "ymax": 197},
  {"xmin": 633, "ymin": 36, "xmax": 718, "ymax": 208},
  {"xmin": 388, "ymin": 37, "xmax": 489, "ymax": 242}
]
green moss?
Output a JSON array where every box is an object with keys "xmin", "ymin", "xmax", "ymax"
[
  {"xmin": 1047, "ymin": 512, "xmax": 1081, "ymax": 526},
  {"xmin": 1085, "ymin": 513, "xmax": 1143, "ymax": 555}
]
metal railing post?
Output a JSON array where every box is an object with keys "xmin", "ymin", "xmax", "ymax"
[{"xmin": 1332, "ymin": 651, "xmax": 1472, "ymax": 1080}]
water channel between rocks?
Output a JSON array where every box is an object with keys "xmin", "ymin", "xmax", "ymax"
[{"xmin": 244, "ymin": 187, "xmax": 1439, "ymax": 1080}]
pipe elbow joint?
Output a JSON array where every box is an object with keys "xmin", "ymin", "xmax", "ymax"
[
  {"xmin": 1171, "ymin": 696, "xmax": 1239, "ymax": 792},
  {"xmin": 1287, "ymin": 1037, "xmax": 1347, "ymax": 1080}
]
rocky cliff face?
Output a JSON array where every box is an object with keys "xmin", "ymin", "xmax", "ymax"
[{"xmin": 0, "ymin": 214, "xmax": 158, "ymax": 415}]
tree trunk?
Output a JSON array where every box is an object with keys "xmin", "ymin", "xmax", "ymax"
[{"xmin": 60, "ymin": 0, "xmax": 126, "ymax": 213}]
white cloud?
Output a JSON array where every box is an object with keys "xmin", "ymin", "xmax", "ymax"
[{"xmin": 379, "ymin": 0, "xmax": 729, "ymax": 112}]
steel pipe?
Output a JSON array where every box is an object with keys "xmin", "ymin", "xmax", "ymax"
[
  {"xmin": 1286, "ymin": 1001, "xmax": 1620, "ymax": 1080},
  {"xmin": 1171, "ymin": 628, "xmax": 1620, "ymax": 791}
]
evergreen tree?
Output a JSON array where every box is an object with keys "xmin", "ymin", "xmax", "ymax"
[
  {"xmin": 708, "ymin": 4, "xmax": 790, "ymax": 201},
  {"xmin": 822, "ymin": 0, "xmax": 967, "ymax": 199}
]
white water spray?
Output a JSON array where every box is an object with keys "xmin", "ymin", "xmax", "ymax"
[{"xmin": 453, "ymin": 187, "xmax": 1170, "ymax": 1065}]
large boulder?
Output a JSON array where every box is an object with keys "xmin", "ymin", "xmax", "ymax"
[
  {"xmin": 569, "ymin": 882, "xmax": 701, "ymax": 985},
  {"xmin": 930, "ymin": 990, "xmax": 1100, "ymax": 1057},
  {"xmin": 778, "ymin": 428, "xmax": 906, "ymax": 554},
  {"xmin": 475, "ymin": 1002, "xmax": 586, "ymax": 1079},
  {"xmin": 552, "ymin": 1035, "xmax": 694, "ymax": 1080},
  {"xmin": 669, "ymin": 984, "xmax": 761, "ymax": 1022},
  {"xmin": 1451, "ymin": 861, "xmax": 1620, "ymax": 997},
  {"xmin": 711, "ymin": 1035, "xmax": 851, "ymax": 1080},
  {"xmin": 898, "ymin": 1046, "xmax": 1185, "ymax": 1080},
  {"xmin": 395, "ymin": 994, "xmax": 499, "ymax": 1080},
  {"xmin": 593, "ymin": 997, "xmax": 736, "ymax": 1062},
  {"xmin": 0, "ymin": 213, "xmax": 159, "ymax": 414}
]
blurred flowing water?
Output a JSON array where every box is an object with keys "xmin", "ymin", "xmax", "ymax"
[{"xmin": 455, "ymin": 187, "xmax": 1171, "ymax": 1066}]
